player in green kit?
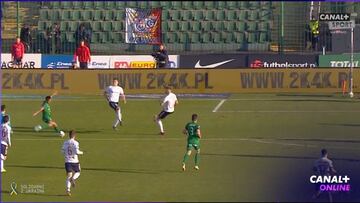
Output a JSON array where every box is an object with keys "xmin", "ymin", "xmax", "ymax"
[
  {"xmin": 33, "ymin": 91, "xmax": 64, "ymax": 137},
  {"xmin": 182, "ymin": 114, "xmax": 202, "ymax": 171}
]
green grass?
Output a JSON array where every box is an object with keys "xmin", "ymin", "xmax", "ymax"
[{"xmin": 1, "ymin": 93, "xmax": 360, "ymax": 202}]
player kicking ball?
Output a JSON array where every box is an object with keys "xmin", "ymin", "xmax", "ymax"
[
  {"xmin": 154, "ymin": 86, "xmax": 178, "ymax": 135},
  {"xmin": 104, "ymin": 78, "xmax": 126, "ymax": 130},
  {"xmin": 182, "ymin": 114, "xmax": 201, "ymax": 171},
  {"xmin": 1, "ymin": 116, "xmax": 12, "ymax": 173},
  {"xmin": 62, "ymin": 130, "xmax": 84, "ymax": 196},
  {"xmin": 33, "ymin": 91, "xmax": 65, "ymax": 137}
]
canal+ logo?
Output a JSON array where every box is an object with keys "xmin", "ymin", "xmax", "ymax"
[{"xmin": 310, "ymin": 175, "xmax": 351, "ymax": 192}]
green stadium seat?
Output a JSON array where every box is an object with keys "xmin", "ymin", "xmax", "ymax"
[
  {"xmin": 259, "ymin": 22, "xmax": 270, "ymax": 31},
  {"xmin": 216, "ymin": 10, "xmax": 226, "ymax": 21},
  {"xmin": 202, "ymin": 32, "xmax": 211, "ymax": 43},
  {"xmin": 50, "ymin": 2, "xmax": 60, "ymax": 9},
  {"xmin": 81, "ymin": 10, "xmax": 92, "ymax": 21},
  {"xmin": 235, "ymin": 32, "xmax": 245, "ymax": 43},
  {"xmin": 193, "ymin": 10, "xmax": 203, "ymax": 21},
  {"xmin": 149, "ymin": 1, "xmax": 161, "ymax": 8},
  {"xmin": 224, "ymin": 21, "xmax": 236, "ymax": 32},
  {"xmin": 171, "ymin": 1, "xmax": 182, "ymax": 9},
  {"xmin": 60, "ymin": 21, "xmax": 68, "ymax": 32},
  {"xmin": 167, "ymin": 33, "xmax": 178, "ymax": 43},
  {"xmin": 66, "ymin": 32, "xmax": 75, "ymax": 43},
  {"xmin": 161, "ymin": 22, "xmax": 168, "ymax": 31},
  {"xmin": 248, "ymin": 11, "xmax": 259, "ymax": 21},
  {"xmin": 178, "ymin": 32, "xmax": 189, "ymax": 43},
  {"xmin": 259, "ymin": 10, "xmax": 271, "ymax": 20},
  {"xmin": 193, "ymin": 1, "xmax": 204, "ymax": 9},
  {"xmin": 217, "ymin": 1, "xmax": 226, "ymax": 9},
  {"xmin": 91, "ymin": 21, "xmax": 101, "ymax": 32},
  {"xmin": 226, "ymin": 10, "xmax": 237, "ymax": 21},
  {"xmin": 115, "ymin": 1, "xmax": 125, "ymax": 9},
  {"xmin": 126, "ymin": 1, "xmax": 137, "ymax": 8},
  {"xmin": 190, "ymin": 32, "xmax": 200, "ymax": 43},
  {"xmin": 169, "ymin": 21, "xmax": 179, "ymax": 31},
  {"xmin": 39, "ymin": 10, "xmax": 48, "ymax": 20},
  {"xmin": 223, "ymin": 32, "xmax": 234, "ymax": 43},
  {"xmin": 73, "ymin": 2, "xmax": 83, "ymax": 9},
  {"xmin": 100, "ymin": 32, "xmax": 111, "ymax": 43},
  {"xmin": 162, "ymin": 10, "xmax": 169, "ymax": 20},
  {"xmin": 204, "ymin": 10, "xmax": 214, "ymax": 21},
  {"xmin": 102, "ymin": 21, "xmax": 112, "ymax": 32},
  {"xmin": 227, "ymin": 1, "xmax": 238, "ymax": 9},
  {"xmin": 182, "ymin": 1, "xmax": 193, "ymax": 9},
  {"xmin": 239, "ymin": 10, "xmax": 247, "ymax": 20},
  {"xmin": 93, "ymin": 10, "xmax": 102, "ymax": 21},
  {"xmin": 94, "ymin": 1, "xmax": 105, "ymax": 9},
  {"xmin": 192, "ymin": 21, "xmax": 201, "ymax": 32},
  {"xmin": 239, "ymin": 1, "xmax": 248, "ymax": 8},
  {"xmin": 249, "ymin": 1, "xmax": 260, "ymax": 9},
  {"xmin": 84, "ymin": 2, "xmax": 94, "ymax": 9},
  {"xmin": 139, "ymin": 1, "xmax": 148, "ymax": 9},
  {"xmin": 92, "ymin": 32, "xmax": 100, "ymax": 43},
  {"xmin": 204, "ymin": 1, "xmax": 215, "ymax": 9},
  {"xmin": 104, "ymin": 1, "xmax": 115, "ymax": 9},
  {"xmin": 182, "ymin": 10, "xmax": 192, "ymax": 21},
  {"xmin": 110, "ymin": 32, "xmax": 122, "ymax": 43},
  {"xmin": 50, "ymin": 10, "xmax": 60, "ymax": 21},
  {"xmin": 69, "ymin": 21, "xmax": 79, "ymax": 32},
  {"xmin": 247, "ymin": 32, "xmax": 257, "ymax": 43},
  {"xmin": 115, "ymin": 10, "xmax": 125, "ymax": 21},
  {"xmin": 260, "ymin": 2, "xmax": 271, "ymax": 10},
  {"xmin": 160, "ymin": 1, "xmax": 171, "ymax": 9},
  {"xmin": 71, "ymin": 10, "xmax": 81, "ymax": 21},
  {"xmin": 113, "ymin": 21, "xmax": 123, "ymax": 32},
  {"xmin": 170, "ymin": 10, "xmax": 181, "ymax": 21},
  {"xmin": 180, "ymin": 21, "xmax": 190, "ymax": 32},
  {"xmin": 60, "ymin": 1, "xmax": 71, "ymax": 9},
  {"xmin": 236, "ymin": 22, "xmax": 246, "ymax": 32},
  {"xmin": 213, "ymin": 21, "xmax": 224, "ymax": 31},
  {"xmin": 61, "ymin": 10, "xmax": 71, "ymax": 21},
  {"xmin": 247, "ymin": 21, "xmax": 258, "ymax": 31},
  {"xmin": 201, "ymin": 21, "xmax": 212, "ymax": 31},
  {"xmin": 211, "ymin": 32, "xmax": 222, "ymax": 43},
  {"xmin": 104, "ymin": 10, "xmax": 114, "ymax": 21},
  {"xmin": 259, "ymin": 32, "xmax": 269, "ymax": 43},
  {"xmin": 37, "ymin": 21, "xmax": 46, "ymax": 31}
]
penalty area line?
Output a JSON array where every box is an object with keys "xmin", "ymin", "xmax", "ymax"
[{"xmin": 212, "ymin": 99, "xmax": 226, "ymax": 113}]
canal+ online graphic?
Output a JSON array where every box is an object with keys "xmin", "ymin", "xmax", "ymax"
[{"xmin": 310, "ymin": 175, "xmax": 351, "ymax": 192}]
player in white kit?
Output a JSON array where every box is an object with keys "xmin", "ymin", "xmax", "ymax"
[
  {"xmin": 1, "ymin": 116, "xmax": 11, "ymax": 173},
  {"xmin": 154, "ymin": 86, "xmax": 178, "ymax": 135},
  {"xmin": 104, "ymin": 78, "xmax": 127, "ymax": 130},
  {"xmin": 62, "ymin": 130, "xmax": 83, "ymax": 196}
]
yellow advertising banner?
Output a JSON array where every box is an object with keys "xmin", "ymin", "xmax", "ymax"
[{"xmin": 1, "ymin": 69, "xmax": 358, "ymax": 95}]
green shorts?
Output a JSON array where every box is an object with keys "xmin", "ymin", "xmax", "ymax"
[
  {"xmin": 42, "ymin": 117, "xmax": 52, "ymax": 124},
  {"xmin": 187, "ymin": 143, "xmax": 200, "ymax": 151}
]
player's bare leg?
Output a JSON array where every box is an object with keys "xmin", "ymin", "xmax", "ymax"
[
  {"xmin": 113, "ymin": 108, "xmax": 122, "ymax": 130},
  {"xmin": 194, "ymin": 149, "xmax": 200, "ymax": 170},
  {"xmin": 182, "ymin": 150, "xmax": 192, "ymax": 171},
  {"xmin": 66, "ymin": 172, "xmax": 73, "ymax": 196},
  {"xmin": 1, "ymin": 153, "xmax": 7, "ymax": 173}
]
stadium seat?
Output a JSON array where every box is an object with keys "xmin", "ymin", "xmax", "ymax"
[
  {"xmin": 162, "ymin": 10, "xmax": 169, "ymax": 21},
  {"xmin": 61, "ymin": 10, "xmax": 71, "ymax": 21},
  {"xmin": 81, "ymin": 10, "xmax": 92, "ymax": 21},
  {"xmin": 239, "ymin": 1, "xmax": 248, "ymax": 8},
  {"xmin": 258, "ymin": 22, "xmax": 270, "ymax": 31},
  {"xmin": 94, "ymin": 1, "xmax": 105, "ymax": 9},
  {"xmin": 238, "ymin": 10, "xmax": 247, "ymax": 20},
  {"xmin": 93, "ymin": 10, "xmax": 102, "ymax": 21},
  {"xmin": 217, "ymin": 1, "xmax": 226, "ymax": 9},
  {"xmin": 171, "ymin": 1, "xmax": 182, "ymax": 9},
  {"xmin": 100, "ymin": 32, "xmax": 111, "ymax": 43},
  {"xmin": 180, "ymin": 21, "xmax": 190, "ymax": 32},
  {"xmin": 91, "ymin": 21, "xmax": 102, "ymax": 32},
  {"xmin": 104, "ymin": 10, "xmax": 114, "ymax": 21},
  {"xmin": 115, "ymin": 1, "xmax": 125, "ymax": 9},
  {"xmin": 204, "ymin": 10, "xmax": 214, "ymax": 21},
  {"xmin": 247, "ymin": 32, "xmax": 257, "ymax": 43},
  {"xmin": 248, "ymin": 1, "xmax": 261, "ymax": 9},
  {"xmin": 248, "ymin": 11, "xmax": 259, "ymax": 21},
  {"xmin": 66, "ymin": 32, "xmax": 75, "ymax": 43},
  {"xmin": 259, "ymin": 10, "xmax": 271, "ymax": 21},
  {"xmin": 211, "ymin": 32, "xmax": 222, "ymax": 43},
  {"xmin": 149, "ymin": 1, "xmax": 161, "ymax": 8},
  {"xmin": 236, "ymin": 21, "xmax": 246, "ymax": 32},
  {"xmin": 169, "ymin": 21, "xmax": 179, "ymax": 31},
  {"xmin": 71, "ymin": 10, "xmax": 81, "ymax": 21},
  {"xmin": 193, "ymin": 1, "xmax": 204, "ymax": 9},
  {"xmin": 170, "ymin": 10, "xmax": 181, "ymax": 21},
  {"xmin": 190, "ymin": 32, "xmax": 200, "ymax": 43},
  {"xmin": 224, "ymin": 21, "xmax": 236, "ymax": 32},
  {"xmin": 115, "ymin": 10, "xmax": 125, "ymax": 21},
  {"xmin": 216, "ymin": 10, "xmax": 226, "ymax": 21},
  {"xmin": 227, "ymin": 1, "xmax": 238, "ymax": 9},
  {"xmin": 235, "ymin": 32, "xmax": 245, "ymax": 43},
  {"xmin": 102, "ymin": 21, "xmax": 112, "ymax": 32},
  {"xmin": 126, "ymin": 1, "xmax": 137, "ymax": 8},
  {"xmin": 192, "ymin": 21, "xmax": 201, "ymax": 32},
  {"xmin": 50, "ymin": 10, "xmax": 60, "ymax": 21},
  {"xmin": 139, "ymin": 1, "xmax": 148, "ymax": 9},
  {"xmin": 92, "ymin": 32, "xmax": 100, "ymax": 43},
  {"xmin": 182, "ymin": 1, "xmax": 193, "ymax": 9},
  {"xmin": 193, "ymin": 10, "xmax": 203, "ymax": 21},
  {"xmin": 69, "ymin": 21, "xmax": 79, "ymax": 32},
  {"xmin": 223, "ymin": 32, "xmax": 234, "ymax": 43},
  {"xmin": 178, "ymin": 32, "xmax": 189, "ymax": 43},
  {"xmin": 166, "ymin": 32, "xmax": 178, "ymax": 43},
  {"xmin": 104, "ymin": 1, "xmax": 115, "ymax": 9},
  {"xmin": 260, "ymin": 2, "xmax": 272, "ymax": 10},
  {"xmin": 50, "ymin": 1, "xmax": 60, "ymax": 9},
  {"xmin": 73, "ymin": 1, "xmax": 83, "ymax": 9},
  {"xmin": 37, "ymin": 21, "xmax": 46, "ymax": 31},
  {"xmin": 160, "ymin": 1, "xmax": 171, "ymax": 9},
  {"xmin": 39, "ymin": 10, "xmax": 48, "ymax": 20},
  {"xmin": 60, "ymin": 1, "xmax": 71, "ymax": 9},
  {"xmin": 113, "ymin": 21, "xmax": 123, "ymax": 32},
  {"xmin": 204, "ymin": 1, "xmax": 215, "ymax": 9},
  {"xmin": 259, "ymin": 32, "xmax": 269, "ymax": 43},
  {"xmin": 60, "ymin": 21, "xmax": 68, "ymax": 32},
  {"xmin": 202, "ymin": 32, "xmax": 211, "ymax": 43},
  {"xmin": 201, "ymin": 21, "xmax": 212, "ymax": 31},
  {"xmin": 182, "ymin": 10, "xmax": 192, "ymax": 21},
  {"xmin": 226, "ymin": 10, "xmax": 237, "ymax": 21},
  {"xmin": 247, "ymin": 21, "xmax": 258, "ymax": 31},
  {"xmin": 213, "ymin": 21, "xmax": 224, "ymax": 31},
  {"xmin": 84, "ymin": 2, "xmax": 94, "ymax": 9},
  {"xmin": 161, "ymin": 22, "xmax": 168, "ymax": 32}
]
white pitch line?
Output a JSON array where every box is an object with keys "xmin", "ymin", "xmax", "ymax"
[
  {"xmin": 212, "ymin": 99, "xmax": 226, "ymax": 113},
  {"xmin": 217, "ymin": 110, "xmax": 360, "ymax": 113}
]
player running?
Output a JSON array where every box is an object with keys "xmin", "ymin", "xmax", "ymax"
[
  {"xmin": 154, "ymin": 86, "xmax": 178, "ymax": 135},
  {"xmin": 62, "ymin": 130, "xmax": 83, "ymax": 196},
  {"xmin": 104, "ymin": 78, "xmax": 126, "ymax": 130},
  {"xmin": 1, "ymin": 116, "xmax": 12, "ymax": 173},
  {"xmin": 33, "ymin": 91, "xmax": 64, "ymax": 137},
  {"xmin": 182, "ymin": 114, "xmax": 201, "ymax": 171}
]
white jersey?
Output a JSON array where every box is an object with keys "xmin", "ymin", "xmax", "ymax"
[
  {"xmin": 62, "ymin": 139, "xmax": 82, "ymax": 163},
  {"xmin": 162, "ymin": 93, "xmax": 178, "ymax": 113},
  {"xmin": 106, "ymin": 85, "xmax": 124, "ymax": 103},
  {"xmin": 314, "ymin": 157, "xmax": 334, "ymax": 175},
  {"xmin": 1, "ymin": 123, "xmax": 11, "ymax": 146}
]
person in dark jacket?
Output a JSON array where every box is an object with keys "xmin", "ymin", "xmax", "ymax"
[
  {"xmin": 151, "ymin": 44, "xmax": 169, "ymax": 68},
  {"xmin": 20, "ymin": 24, "xmax": 32, "ymax": 52}
]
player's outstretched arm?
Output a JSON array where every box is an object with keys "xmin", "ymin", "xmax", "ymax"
[
  {"xmin": 50, "ymin": 91, "xmax": 58, "ymax": 98},
  {"xmin": 121, "ymin": 94, "xmax": 126, "ymax": 104},
  {"xmin": 33, "ymin": 107, "xmax": 44, "ymax": 117},
  {"xmin": 103, "ymin": 90, "xmax": 109, "ymax": 101}
]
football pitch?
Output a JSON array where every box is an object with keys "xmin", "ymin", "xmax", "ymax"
[{"xmin": 1, "ymin": 93, "xmax": 360, "ymax": 202}]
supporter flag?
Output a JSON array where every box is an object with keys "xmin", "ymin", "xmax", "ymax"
[{"xmin": 125, "ymin": 8, "xmax": 161, "ymax": 44}]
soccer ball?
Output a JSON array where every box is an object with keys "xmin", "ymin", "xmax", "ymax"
[
  {"xmin": 349, "ymin": 92, "xmax": 354, "ymax": 98},
  {"xmin": 59, "ymin": 131, "xmax": 65, "ymax": 138},
  {"xmin": 34, "ymin": 125, "xmax": 42, "ymax": 132}
]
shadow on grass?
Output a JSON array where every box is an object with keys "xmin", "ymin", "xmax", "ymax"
[
  {"xmin": 319, "ymin": 123, "xmax": 360, "ymax": 128},
  {"xmin": 1, "ymin": 190, "xmax": 10, "ymax": 194},
  {"xmin": 7, "ymin": 164, "xmax": 181, "ymax": 175},
  {"xmin": 202, "ymin": 153, "xmax": 360, "ymax": 162},
  {"xmin": 253, "ymin": 136, "xmax": 360, "ymax": 144}
]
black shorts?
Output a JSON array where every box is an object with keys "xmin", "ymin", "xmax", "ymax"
[
  {"xmin": 158, "ymin": 111, "xmax": 173, "ymax": 119},
  {"xmin": 65, "ymin": 162, "xmax": 81, "ymax": 173},
  {"xmin": 14, "ymin": 58, "xmax": 22, "ymax": 65},
  {"xmin": 1, "ymin": 144, "xmax": 8, "ymax": 157},
  {"xmin": 109, "ymin": 102, "xmax": 119, "ymax": 111},
  {"xmin": 79, "ymin": 62, "xmax": 88, "ymax": 69}
]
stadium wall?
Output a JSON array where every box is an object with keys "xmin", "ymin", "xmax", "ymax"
[{"xmin": 1, "ymin": 69, "xmax": 357, "ymax": 94}]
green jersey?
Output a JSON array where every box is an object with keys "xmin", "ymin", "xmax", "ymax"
[
  {"xmin": 185, "ymin": 122, "xmax": 200, "ymax": 145},
  {"xmin": 42, "ymin": 102, "xmax": 52, "ymax": 121}
]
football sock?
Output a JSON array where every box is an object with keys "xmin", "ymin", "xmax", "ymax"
[
  {"xmin": 183, "ymin": 153, "xmax": 190, "ymax": 163},
  {"xmin": 117, "ymin": 109, "xmax": 122, "ymax": 122},
  {"xmin": 195, "ymin": 153, "xmax": 200, "ymax": 166},
  {"xmin": 54, "ymin": 127, "xmax": 60, "ymax": 133},
  {"xmin": 66, "ymin": 178, "xmax": 71, "ymax": 191},
  {"xmin": 40, "ymin": 123, "xmax": 49, "ymax": 130},
  {"xmin": 1, "ymin": 159, "xmax": 4, "ymax": 170},
  {"xmin": 157, "ymin": 119, "xmax": 164, "ymax": 133},
  {"xmin": 73, "ymin": 172, "xmax": 80, "ymax": 180},
  {"xmin": 113, "ymin": 118, "xmax": 119, "ymax": 127}
]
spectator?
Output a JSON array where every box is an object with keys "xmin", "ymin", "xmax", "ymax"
[
  {"xmin": 44, "ymin": 26, "xmax": 52, "ymax": 53},
  {"xmin": 74, "ymin": 40, "xmax": 91, "ymax": 69},
  {"xmin": 309, "ymin": 15, "xmax": 319, "ymax": 51},
  {"xmin": 11, "ymin": 36, "xmax": 25, "ymax": 69},
  {"xmin": 151, "ymin": 44, "xmax": 169, "ymax": 68},
  {"xmin": 83, "ymin": 24, "xmax": 92, "ymax": 49},
  {"xmin": 51, "ymin": 23, "xmax": 61, "ymax": 53},
  {"xmin": 20, "ymin": 23, "xmax": 32, "ymax": 52}
]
